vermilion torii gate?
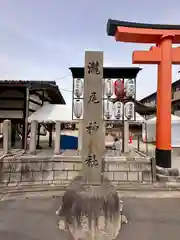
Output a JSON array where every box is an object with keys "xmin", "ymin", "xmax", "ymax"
[{"xmin": 107, "ymin": 19, "xmax": 180, "ymax": 168}]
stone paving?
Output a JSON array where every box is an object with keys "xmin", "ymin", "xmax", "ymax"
[{"xmin": 1, "ymin": 197, "xmax": 180, "ymax": 240}]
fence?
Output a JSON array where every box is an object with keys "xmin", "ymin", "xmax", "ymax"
[{"xmin": 133, "ymin": 134, "xmax": 155, "ymax": 157}]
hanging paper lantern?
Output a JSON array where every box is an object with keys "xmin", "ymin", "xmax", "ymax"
[
  {"xmin": 114, "ymin": 79, "xmax": 124, "ymax": 98},
  {"xmin": 73, "ymin": 99, "xmax": 83, "ymax": 118},
  {"xmin": 74, "ymin": 78, "xmax": 83, "ymax": 98},
  {"xmin": 104, "ymin": 100, "xmax": 113, "ymax": 120},
  {"xmin": 124, "ymin": 102, "xmax": 134, "ymax": 120},
  {"xmin": 104, "ymin": 78, "xmax": 114, "ymax": 98},
  {"xmin": 125, "ymin": 79, "xmax": 135, "ymax": 98},
  {"xmin": 114, "ymin": 101, "xmax": 123, "ymax": 120}
]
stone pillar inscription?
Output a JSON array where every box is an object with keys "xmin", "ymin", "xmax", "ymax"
[{"xmin": 82, "ymin": 51, "xmax": 105, "ymax": 184}]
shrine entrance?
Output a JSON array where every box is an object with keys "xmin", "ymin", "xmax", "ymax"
[{"xmin": 107, "ymin": 19, "xmax": 180, "ymax": 168}]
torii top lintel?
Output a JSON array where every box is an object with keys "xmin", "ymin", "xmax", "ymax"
[
  {"xmin": 107, "ymin": 19, "xmax": 180, "ymax": 44},
  {"xmin": 107, "ymin": 19, "xmax": 180, "ymax": 64}
]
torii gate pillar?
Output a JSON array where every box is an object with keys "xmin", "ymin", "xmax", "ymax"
[{"xmin": 107, "ymin": 20, "xmax": 180, "ymax": 168}]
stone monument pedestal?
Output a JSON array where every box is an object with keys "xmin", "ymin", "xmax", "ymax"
[{"xmin": 56, "ymin": 176, "xmax": 124, "ymax": 240}]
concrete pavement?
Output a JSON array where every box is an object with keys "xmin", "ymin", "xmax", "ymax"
[
  {"xmin": 120, "ymin": 198, "xmax": 180, "ymax": 239},
  {"xmin": 1, "ymin": 197, "xmax": 180, "ymax": 240}
]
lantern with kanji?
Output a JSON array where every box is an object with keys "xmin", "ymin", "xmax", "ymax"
[
  {"xmin": 124, "ymin": 101, "xmax": 134, "ymax": 120},
  {"xmin": 114, "ymin": 79, "xmax": 124, "ymax": 99},
  {"xmin": 104, "ymin": 100, "xmax": 113, "ymax": 120},
  {"xmin": 125, "ymin": 79, "xmax": 135, "ymax": 98},
  {"xmin": 104, "ymin": 78, "xmax": 114, "ymax": 98},
  {"xmin": 74, "ymin": 78, "xmax": 83, "ymax": 98},
  {"xmin": 73, "ymin": 99, "xmax": 83, "ymax": 118},
  {"xmin": 114, "ymin": 101, "xmax": 123, "ymax": 120}
]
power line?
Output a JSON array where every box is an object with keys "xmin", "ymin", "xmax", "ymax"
[
  {"xmin": 54, "ymin": 74, "xmax": 71, "ymax": 81},
  {"xmin": 59, "ymin": 87, "xmax": 72, "ymax": 93},
  {"xmin": 54, "ymin": 74, "xmax": 73, "ymax": 93},
  {"xmin": 0, "ymin": 72, "xmax": 9, "ymax": 78}
]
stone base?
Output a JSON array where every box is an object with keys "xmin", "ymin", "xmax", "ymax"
[
  {"xmin": 156, "ymin": 165, "xmax": 180, "ymax": 183},
  {"xmin": 56, "ymin": 176, "xmax": 125, "ymax": 240},
  {"xmin": 1, "ymin": 154, "xmax": 152, "ymax": 186}
]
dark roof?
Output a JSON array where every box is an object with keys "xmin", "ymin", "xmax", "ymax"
[
  {"xmin": 136, "ymin": 98, "xmax": 180, "ymax": 114},
  {"xmin": 109, "ymin": 95, "xmax": 180, "ymax": 115},
  {"xmin": 135, "ymin": 100, "xmax": 156, "ymax": 114},
  {"xmin": 69, "ymin": 67, "xmax": 141, "ymax": 79},
  {"xmin": 107, "ymin": 19, "xmax": 180, "ymax": 37},
  {"xmin": 110, "ymin": 97, "xmax": 156, "ymax": 115},
  {"xmin": 139, "ymin": 92, "xmax": 156, "ymax": 103},
  {"xmin": 0, "ymin": 80, "xmax": 65, "ymax": 104},
  {"xmin": 140, "ymin": 79, "xmax": 180, "ymax": 102}
]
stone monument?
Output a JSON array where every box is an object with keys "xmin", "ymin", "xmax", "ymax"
[{"xmin": 56, "ymin": 51, "xmax": 126, "ymax": 240}]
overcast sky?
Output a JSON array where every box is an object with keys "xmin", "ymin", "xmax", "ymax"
[{"xmin": 0, "ymin": 0, "xmax": 180, "ymax": 105}]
